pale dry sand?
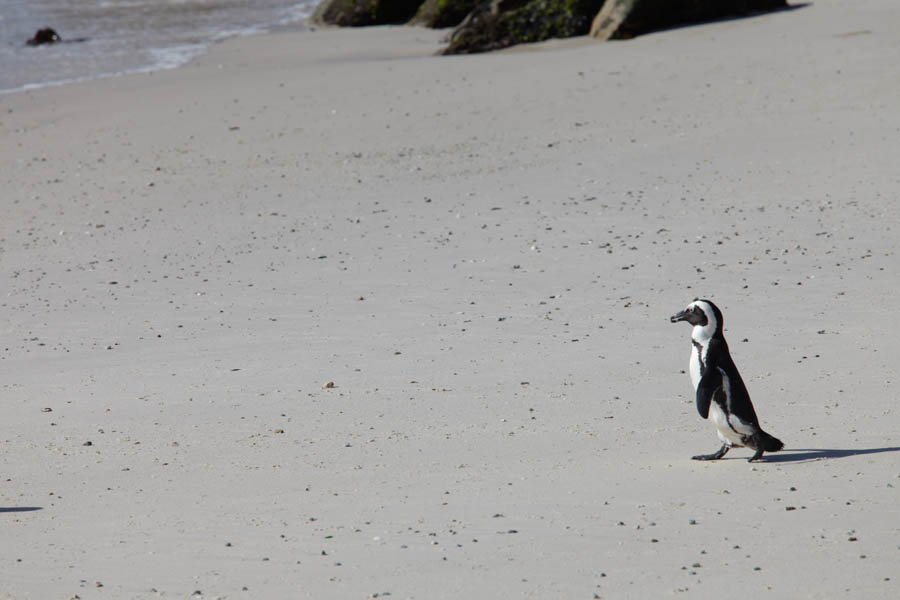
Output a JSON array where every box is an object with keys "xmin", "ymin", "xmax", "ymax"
[{"xmin": 2, "ymin": 1, "xmax": 899, "ymax": 598}]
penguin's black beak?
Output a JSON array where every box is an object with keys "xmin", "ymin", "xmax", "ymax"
[{"xmin": 670, "ymin": 309, "xmax": 689, "ymax": 323}]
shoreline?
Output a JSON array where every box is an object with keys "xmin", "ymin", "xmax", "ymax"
[
  {"xmin": 0, "ymin": 6, "xmax": 314, "ymax": 96},
  {"xmin": 3, "ymin": 3, "xmax": 900, "ymax": 598}
]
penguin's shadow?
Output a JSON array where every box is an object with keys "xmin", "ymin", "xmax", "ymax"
[{"xmin": 761, "ymin": 446, "xmax": 900, "ymax": 464}]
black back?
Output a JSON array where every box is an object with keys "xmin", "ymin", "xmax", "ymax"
[{"xmin": 697, "ymin": 301, "xmax": 761, "ymax": 427}]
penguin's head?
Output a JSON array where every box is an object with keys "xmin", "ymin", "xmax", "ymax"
[{"xmin": 670, "ymin": 299, "xmax": 723, "ymax": 338}]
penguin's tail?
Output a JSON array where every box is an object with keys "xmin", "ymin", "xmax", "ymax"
[{"xmin": 759, "ymin": 430, "xmax": 784, "ymax": 452}]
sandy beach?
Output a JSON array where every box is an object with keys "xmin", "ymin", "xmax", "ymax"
[{"xmin": 2, "ymin": 1, "xmax": 899, "ymax": 598}]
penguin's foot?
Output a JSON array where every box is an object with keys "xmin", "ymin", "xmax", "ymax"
[
  {"xmin": 747, "ymin": 432, "xmax": 775, "ymax": 462},
  {"xmin": 748, "ymin": 447, "xmax": 765, "ymax": 462},
  {"xmin": 692, "ymin": 444, "xmax": 730, "ymax": 461}
]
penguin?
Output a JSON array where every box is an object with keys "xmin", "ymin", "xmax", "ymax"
[{"xmin": 670, "ymin": 299, "xmax": 783, "ymax": 462}]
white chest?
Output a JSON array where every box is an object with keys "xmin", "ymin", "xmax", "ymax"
[{"xmin": 689, "ymin": 343, "xmax": 703, "ymax": 390}]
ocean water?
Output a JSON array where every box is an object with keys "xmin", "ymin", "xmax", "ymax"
[{"xmin": 0, "ymin": 0, "xmax": 318, "ymax": 93}]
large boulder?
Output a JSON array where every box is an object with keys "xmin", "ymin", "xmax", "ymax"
[
  {"xmin": 310, "ymin": 0, "xmax": 426, "ymax": 27},
  {"xmin": 410, "ymin": 0, "xmax": 479, "ymax": 28},
  {"xmin": 444, "ymin": 0, "xmax": 606, "ymax": 54},
  {"xmin": 590, "ymin": 0, "xmax": 788, "ymax": 40}
]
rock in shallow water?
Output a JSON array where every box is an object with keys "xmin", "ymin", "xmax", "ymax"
[
  {"xmin": 26, "ymin": 28, "xmax": 61, "ymax": 46},
  {"xmin": 311, "ymin": 0, "xmax": 426, "ymax": 27},
  {"xmin": 409, "ymin": 0, "xmax": 479, "ymax": 28},
  {"xmin": 444, "ymin": 0, "xmax": 605, "ymax": 54}
]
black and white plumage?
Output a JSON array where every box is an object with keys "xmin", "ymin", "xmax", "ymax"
[{"xmin": 670, "ymin": 299, "xmax": 783, "ymax": 462}]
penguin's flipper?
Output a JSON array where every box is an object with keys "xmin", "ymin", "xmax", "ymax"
[{"xmin": 695, "ymin": 363, "xmax": 721, "ymax": 419}]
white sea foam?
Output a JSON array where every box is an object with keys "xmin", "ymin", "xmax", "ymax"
[{"xmin": 146, "ymin": 43, "xmax": 208, "ymax": 71}]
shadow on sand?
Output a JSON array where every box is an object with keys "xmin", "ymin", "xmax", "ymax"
[
  {"xmin": 763, "ymin": 446, "xmax": 900, "ymax": 464},
  {"xmin": 0, "ymin": 506, "xmax": 43, "ymax": 513}
]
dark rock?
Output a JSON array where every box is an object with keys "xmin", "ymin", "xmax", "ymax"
[
  {"xmin": 590, "ymin": 0, "xmax": 788, "ymax": 40},
  {"xmin": 311, "ymin": 0, "xmax": 426, "ymax": 27},
  {"xmin": 26, "ymin": 27, "xmax": 61, "ymax": 46},
  {"xmin": 410, "ymin": 0, "xmax": 479, "ymax": 28},
  {"xmin": 444, "ymin": 0, "xmax": 605, "ymax": 54}
]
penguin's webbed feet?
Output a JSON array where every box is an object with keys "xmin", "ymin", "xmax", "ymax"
[
  {"xmin": 747, "ymin": 433, "xmax": 770, "ymax": 462},
  {"xmin": 692, "ymin": 444, "xmax": 730, "ymax": 461}
]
